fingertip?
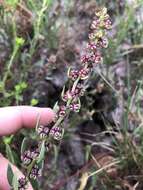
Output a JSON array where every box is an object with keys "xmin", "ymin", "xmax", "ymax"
[
  {"xmin": 20, "ymin": 106, "xmax": 55, "ymax": 129},
  {"xmin": 38, "ymin": 107, "xmax": 56, "ymax": 125},
  {"xmin": 0, "ymin": 106, "xmax": 56, "ymax": 135}
]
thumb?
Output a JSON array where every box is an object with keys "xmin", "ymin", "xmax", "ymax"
[{"xmin": 0, "ymin": 154, "xmax": 33, "ymax": 190}]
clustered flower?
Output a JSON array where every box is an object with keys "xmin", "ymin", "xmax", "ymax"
[
  {"xmin": 21, "ymin": 148, "xmax": 42, "ymax": 181},
  {"xmin": 36, "ymin": 125, "xmax": 50, "ymax": 138},
  {"xmin": 69, "ymin": 102, "xmax": 80, "ymax": 112},
  {"xmin": 49, "ymin": 126, "xmax": 64, "ymax": 141},
  {"xmin": 35, "ymin": 5, "xmax": 111, "ymax": 162},
  {"xmin": 37, "ymin": 6, "xmax": 111, "ymax": 154},
  {"xmin": 18, "ymin": 177, "xmax": 27, "ymax": 190},
  {"xmin": 21, "ymin": 149, "xmax": 39, "ymax": 166},
  {"xmin": 58, "ymin": 105, "xmax": 67, "ymax": 117},
  {"xmin": 18, "ymin": 7, "xmax": 111, "ymax": 188},
  {"xmin": 68, "ymin": 69, "xmax": 79, "ymax": 81},
  {"xmin": 29, "ymin": 164, "xmax": 42, "ymax": 180}
]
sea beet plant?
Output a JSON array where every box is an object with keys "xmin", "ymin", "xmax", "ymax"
[{"xmin": 7, "ymin": 7, "xmax": 112, "ymax": 190}]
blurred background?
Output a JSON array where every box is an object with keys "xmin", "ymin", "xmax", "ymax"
[{"xmin": 0, "ymin": 0, "xmax": 143, "ymax": 189}]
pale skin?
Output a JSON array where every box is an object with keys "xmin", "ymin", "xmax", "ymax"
[{"xmin": 0, "ymin": 106, "xmax": 55, "ymax": 190}]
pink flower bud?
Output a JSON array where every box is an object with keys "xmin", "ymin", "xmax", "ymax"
[
  {"xmin": 68, "ymin": 69, "xmax": 79, "ymax": 80},
  {"xmin": 30, "ymin": 164, "xmax": 42, "ymax": 179},
  {"xmin": 49, "ymin": 127, "xmax": 64, "ymax": 141},
  {"xmin": 104, "ymin": 18, "xmax": 112, "ymax": 29},
  {"xmin": 93, "ymin": 52, "xmax": 103, "ymax": 64},
  {"xmin": 87, "ymin": 42, "xmax": 97, "ymax": 51},
  {"xmin": 81, "ymin": 55, "xmax": 89, "ymax": 64},
  {"xmin": 21, "ymin": 150, "xmax": 32, "ymax": 165},
  {"xmin": 79, "ymin": 68, "xmax": 90, "ymax": 80},
  {"xmin": 90, "ymin": 19, "xmax": 100, "ymax": 30},
  {"xmin": 69, "ymin": 103, "xmax": 80, "ymax": 112},
  {"xmin": 58, "ymin": 105, "xmax": 66, "ymax": 117},
  {"xmin": 18, "ymin": 177, "xmax": 27, "ymax": 190},
  {"xmin": 72, "ymin": 83, "xmax": 85, "ymax": 97},
  {"xmin": 37, "ymin": 125, "xmax": 50, "ymax": 138}
]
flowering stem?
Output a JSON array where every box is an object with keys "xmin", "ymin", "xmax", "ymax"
[
  {"xmin": 50, "ymin": 76, "xmax": 81, "ymax": 129},
  {"xmin": 18, "ymin": 7, "xmax": 112, "ymax": 189},
  {"xmin": 29, "ymin": 0, "xmax": 50, "ymax": 57}
]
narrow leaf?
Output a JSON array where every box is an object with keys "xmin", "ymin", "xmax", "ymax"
[
  {"xmin": 61, "ymin": 85, "xmax": 66, "ymax": 99},
  {"xmin": 12, "ymin": 174, "xmax": 18, "ymax": 190},
  {"xmin": 37, "ymin": 160, "xmax": 44, "ymax": 169},
  {"xmin": 78, "ymin": 172, "xmax": 89, "ymax": 190},
  {"xmin": 21, "ymin": 137, "xmax": 28, "ymax": 155},
  {"xmin": 6, "ymin": 144, "xmax": 15, "ymax": 164},
  {"xmin": 37, "ymin": 141, "xmax": 45, "ymax": 163},
  {"xmin": 7, "ymin": 164, "xmax": 14, "ymax": 186},
  {"xmin": 67, "ymin": 67, "xmax": 71, "ymax": 77},
  {"xmin": 78, "ymin": 98, "xmax": 81, "ymax": 109},
  {"xmin": 53, "ymin": 101, "xmax": 59, "ymax": 113},
  {"xmin": 30, "ymin": 178, "xmax": 39, "ymax": 190},
  {"xmin": 35, "ymin": 114, "xmax": 41, "ymax": 133}
]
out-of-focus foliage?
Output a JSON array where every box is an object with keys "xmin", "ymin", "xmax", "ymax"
[{"xmin": 1, "ymin": 0, "xmax": 143, "ymax": 189}]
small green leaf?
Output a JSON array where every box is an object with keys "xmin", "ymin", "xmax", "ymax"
[
  {"xmin": 67, "ymin": 67, "xmax": 71, "ymax": 77},
  {"xmin": 20, "ymin": 82, "xmax": 27, "ymax": 89},
  {"xmin": 15, "ymin": 85, "xmax": 21, "ymax": 92},
  {"xmin": 61, "ymin": 85, "xmax": 66, "ymax": 99},
  {"xmin": 6, "ymin": 144, "xmax": 15, "ymax": 164},
  {"xmin": 15, "ymin": 82, "xmax": 27, "ymax": 92},
  {"xmin": 78, "ymin": 98, "xmax": 81, "ymax": 109},
  {"xmin": 31, "ymin": 98, "xmax": 39, "ymax": 106},
  {"xmin": 15, "ymin": 37, "xmax": 25, "ymax": 47},
  {"xmin": 3, "ymin": 135, "xmax": 13, "ymax": 144},
  {"xmin": 21, "ymin": 137, "xmax": 28, "ymax": 155},
  {"xmin": 37, "ymin": 141, "xmax": 45, "ymax": 163},
  {"xmin": 53, "ymin": 101, "xmax": 59, "ymax": 113},
  {"xmin": 7, "ymin": 164, "xmax": 14, "ymax": 186}
]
